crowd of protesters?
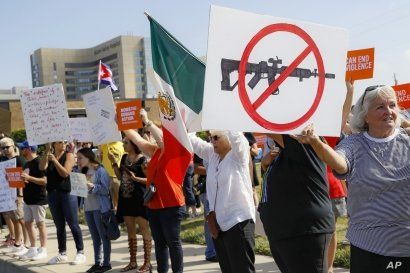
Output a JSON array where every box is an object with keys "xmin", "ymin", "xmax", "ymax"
[{"xmin": 0, "ymin": 80, "xmax": 409, "ymax": 273}]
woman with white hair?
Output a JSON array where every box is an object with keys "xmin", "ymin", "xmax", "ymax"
[
  {"xmin": 189, "ymin": 131, "xmax": 256, "ymax": 273},
  {"xmin": 292, "ymin": 85, "xmax": 410, "ymax": 273}
]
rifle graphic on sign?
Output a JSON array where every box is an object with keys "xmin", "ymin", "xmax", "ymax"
[{"xmin": 220, "ymin": 57, "xmax": 336, "ymax": 94}]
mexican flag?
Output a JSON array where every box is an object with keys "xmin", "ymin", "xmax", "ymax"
[
  {"xmin": 147, "ymin": 14, "xmax": 205, "ymax": 133},
  {"xmin": 147, "ymin": 14, "xmax": 194, "ymax": 183}
]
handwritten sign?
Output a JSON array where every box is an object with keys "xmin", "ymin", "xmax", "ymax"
[
  {"xmin": 20, "ymin": 84, "xmax": 71, "ymax": 145},
  {"xmin": 69, "ymin": 118, "xmax": 93, "ymax": 142},
  {"xmin": 345, "ymin": 48, "xmax": 375, "ymax": 80},
  {"xmin": 70, "ymin": 172, "xmax": 88, "ymax": 198},
  {"xmin": 116, "ymin": 100, "xmax": 143, "ymax": 130},
  {"xmin": 5, "ymin": 167, "xmax": 25, "ymax": 188},
  {"xmin": 392, "ymin": 83, "xmax": 410, "ymax": 110},
  {"xmin": 83, "ymin": 87, "xmax": 122, "ymax": 146},
  {"xmin": 0, "ymin": 159, "xmax": 17, "ymax": 213}
]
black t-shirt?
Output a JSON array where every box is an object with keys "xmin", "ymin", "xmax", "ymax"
[
  {"xmin": 23, "ymin": 157, "xmax": 47, "ymax": 205},
  {"xmin": 46, "ymin": 152, "xmax": 71, "ymax": 192},
  {"xmin": 193, "ymin": 154, "xmax": 207, "ymax": 194},
  {"xmin": 259, "ymin": 135, "xmax": 335, "ymax": 241}
]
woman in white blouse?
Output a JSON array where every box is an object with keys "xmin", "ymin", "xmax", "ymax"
[{"xmin": 189, "ymin": 131, "xmax": 255, "ymax": 273}]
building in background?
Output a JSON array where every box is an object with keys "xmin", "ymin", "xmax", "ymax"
[
  {"xmin": 30, "ymin": 35, "xmax": 156, "ymax": 100},
  {"xmin": 0, "ymin": 86, "xmax": 28, "ymax": 100}
]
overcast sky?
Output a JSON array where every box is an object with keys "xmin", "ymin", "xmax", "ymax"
[{"xmin": 1, "ymin": 0, "xmax": 409, "ymax": 101}]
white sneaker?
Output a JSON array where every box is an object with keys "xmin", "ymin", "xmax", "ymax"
[
  {"xmin": 47, "ymin": 253, "xmax": 68, "ymax": 265},
  {"xmin": 32, "ymin": 247, "xmax": 47, "ymax": 261},
  {"xmin": 70, "ymin": 252, "xmax": 86, "ymax": 265},
  {"xmin": 9, "ymin": 245, "xmax": 26, "ymax": 255},
  {"xmin": 14, "ymin": 246, "xmax": 29, "ymax": 257},
  {"xmin": 20, "ymin": 247, "xmax": 37, "ymax": 260}
]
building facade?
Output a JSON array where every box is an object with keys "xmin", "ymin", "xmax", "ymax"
[{"xmin": 30, "ymin": 35, "xmax": 156, "ymax": 100}]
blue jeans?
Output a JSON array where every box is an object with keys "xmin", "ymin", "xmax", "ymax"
[
  {"xmin": 85, "ymin": 210, "xmax": 111, "ymax": 266},
  {"xmin": 47, "ymin": 190, "xmax": 84, "ymax": 253},
  {"xmin": 147, "ymin": 206, "xmax": 184, "ymax": 273},
  {"xmin": 199, "ymin": 193, "xmax": 217, "ymax": 259},
  {"xmin": 183, "ymin": 164, "xmax": 195, "ymax": 207}
]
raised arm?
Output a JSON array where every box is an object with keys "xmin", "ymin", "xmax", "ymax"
[
  {"xmin": 226, "ymin": 131, "xmax": 250, "ymax": 163},
  {"xmin": 140, "ymin": 109, "xmax": 164, "ymax": 150},
  {"xmin": 188, "ymin": 133, "xmax": 213, "ymax": 161},
  {"xmin": 342, "ymin": 79, "xmax": 355, "ymax": 133},
  {"xmin": 124, "ymin": 129, "xmax": 158, "ymax": 158},
  {"xmin": 50, "ymin": 152, "xmax": 75, "ymax": 178},
  {"xmin": 39, "ymin": 143, "xmax": 51, "ymax": 171}
]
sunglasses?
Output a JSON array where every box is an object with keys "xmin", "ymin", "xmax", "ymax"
[
  {"xmin": 0, "ymin": 146, "xmax": 12, "ymax": 150},
  {"xmin": 211, "ymin": 135, "xmax": 220, "ymax": 141},
  {"xmin": 360, "ymin": 85, "xmax": 384, "ymax": 107},
  {"xmin": 57, "ymin": 141, "xmax": 68, "ymax": 144}
]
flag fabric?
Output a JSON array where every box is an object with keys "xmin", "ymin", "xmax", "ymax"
[
  {"xmin": 147, "ymin": 14, "xmax": 194, "ymax": 184},
  {"xmin": 98, "ymin": 62, "xmax": 118, "ymax": 91},
  {"xmin": 147, "ymin": 14, "xmax": 205, "ymax": 133}
]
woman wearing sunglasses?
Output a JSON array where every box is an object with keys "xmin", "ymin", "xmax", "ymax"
[{"xmin": 291, "ymin": 84, "xmax": 410, "ymax": 273}]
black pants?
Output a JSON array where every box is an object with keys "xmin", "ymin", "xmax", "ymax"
[
  {"xmin": 212, "ymin": 219, "xmax": 255, "ymax": 273},
  {"xmin": 351, "ymin": 244, "xmax": 410, "ymax": 273},
  {"xmin": 267, "ymin": 233, "xmax": 332, "ymax": 273}
]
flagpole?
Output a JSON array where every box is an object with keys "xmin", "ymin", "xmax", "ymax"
[{"xmin": 97, "ymin": 60, "xmax": 101, "ymax": 91}]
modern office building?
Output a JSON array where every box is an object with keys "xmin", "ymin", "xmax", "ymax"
[{"xmin": 30, "ymin": 35, "xmax": 155, "ymax": 100}]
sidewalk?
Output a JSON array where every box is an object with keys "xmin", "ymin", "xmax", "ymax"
[{"xmin": 0, "ymin": 220, "xmax": 349, "ymax": 272}]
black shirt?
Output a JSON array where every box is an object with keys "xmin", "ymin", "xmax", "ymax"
[
  {"xmin": 46, "ymin": 152, "xmax": 71, "ymax": 192},
  {"xmin": 23, "ymin": 157, "xmax": 47, "ymax": 205},
  {"xmin": 259, "ymin": 135, "xmax": 335, "ymax": 241},
  {"xmin": 193, "ymin": 154, "xmax": 206, "ymax": 194}
]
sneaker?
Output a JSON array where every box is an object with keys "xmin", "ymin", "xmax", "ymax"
[
  {"xmin": 95, "ymin": 265, "xmax": 111, "ymax": 273},
  {"xmin": 20, "ymin": 247, "xmax": 37, "ymax": 260},
  {"xmin": 47, "ymin": 253, "xmax": 68, "ymax": 265},
  {"xmin": 86, "ymin": 264, "xmax": 101, "ymax": 273},
  {"xmin": 14, "ymin": 245, "xmax": 29, "ymax": 257},
  {"xmin": 9, "ymin": 245, "xmax": 26, "ymax": 255},
  {"xmin": 70, "ymin": 252, "xmax": 86, "ymax": 265},
  {"xmin": 32, "ymin": 247, "xmax": 47, "ymax": 261}
]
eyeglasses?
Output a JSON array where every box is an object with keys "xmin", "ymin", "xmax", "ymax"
[
  {"xmin": 57, "ymin": 141, "xmax": 68, "ymax": 144},
  {"xmin": 211, "ymin": 135, "xmax": 220, "ymax": 141},
  {"xmin": 0, "ymin": 146, "xmax": 11, "ymax": 150},
  {"xmin": 360, "ymin": 85, "xmax": 384, "ymax": 106}
]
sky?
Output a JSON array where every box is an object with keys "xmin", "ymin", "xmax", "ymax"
[{"xmin": 1, "ymin": 0, "xmax": 410, "ymax": 101}]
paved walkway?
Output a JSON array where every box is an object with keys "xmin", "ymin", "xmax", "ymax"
[{"xmin": 0, "ymin": 220, "xmax": 349, "ymax": 272}]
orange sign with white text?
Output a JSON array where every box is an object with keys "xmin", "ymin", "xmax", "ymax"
[
  {"xmin": 346, "ymin": 48, "xmax": 375, "ymax": 81},
  {"xmin": 116, "ymin": 100, "xmax": 143, "ymax": 131},
  {"xmin": 393, "ymin": 84, "xmax": 410, "ymax": 110},
  {"xmin": 5, "ymin": 167, "xmax": 25, "ymax": 188}
]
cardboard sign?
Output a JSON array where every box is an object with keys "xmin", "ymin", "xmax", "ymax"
[
  {"xmin": 392, "ymin": 83, "xmax": 410, "ymax": 110},
  {"xmin": 0, "ymin": 158, "xmax": 17, "ymax": 213},
  {"xmin": 20, "ymin": 84, "xmax": 71, "ymax": 145},
  {"xmin": 116, "ymin": 100, "xmax": 143, "ymax": 130},
  {"xmin": 5, "ymin": 167, "xmax": 25, "ymax": 188},
  {"xmin": 345, "ymin": 48, "xmax": 375, "ymax": 80},
  {"xmin": 202, "ymin": 6, "xmax": 348, "ymax": 136},
  {"xmin": 69, "ymin": 172, "xmax": 88, "ymax": 198},
  {"xmin": 83, "ymin": 87, "xmax": 122, "ymax": 146},
  {"xmin": 69, "ymin": 118, "xmax": 93, "ymax": 142}
]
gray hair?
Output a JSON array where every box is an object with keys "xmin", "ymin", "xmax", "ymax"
[{"xmin": 350, "ymin": 85, "xmax": 401, "ymax": 133}]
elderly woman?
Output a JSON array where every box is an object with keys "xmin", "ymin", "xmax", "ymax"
[
  {"xmin": 189, "ymin": 131, "xmax": 256, "ymax": 273},
  {"xmin": 293, "ymin": 85, "xmax": 410, "ymax": 273}
]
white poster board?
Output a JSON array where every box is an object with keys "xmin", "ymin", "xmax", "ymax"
[
  {"xmin": 69, "ymin": 118, "xmax": 93, "ymax": 142},
  {"xmin": 69, "ymin": 172, "xmax": 88, "ymax": 198},
  {"xmin": 20, "ymin": 84, "xmax": 71, "ymax": 145},
  {"xmin": 0, "ymin": 159, "xmax": 17, "ymax": 213},
  {"xmin": 203, "ymin": 6, "xmax": 349, "ymax": 136},
  {"xmin": 83, "ymin": 87, "xmax": 122, "ymax": 145}
]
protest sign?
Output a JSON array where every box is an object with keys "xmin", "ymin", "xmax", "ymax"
[
  {"xmin": 202, "ymin": 6, "xmax": 348, "ymax": 136},
  {"xmin": 392, "ymin": 83, "xmax": 410, "ymax": 110},
  {"xmin": 345, "ymin": 48, "xmax": 375, "ymax": 80},
  {"xmin": 20, "ymin": 84, "xmax": 71, "ymax": 145},
  {"xmin": 69, "ymin": 172, "xmax": 88, "ymax": 198},
  {"xmin": 83, "ymin": 87, "xmax": 122, "ymax": 145},
  {"xmin": 69, "ymin": 118, "xmax": 93, "ymax": 142},
  {"xmin": 0, "ymin": 159, "xmax": 17, "ymax": 213},
  {"xmin": 116, "ymin": 100, "xmax": 143, "ymax": 130},
  {"xmin": 5, "ymin": 167, "xmax": 25, "ymax": 188}
]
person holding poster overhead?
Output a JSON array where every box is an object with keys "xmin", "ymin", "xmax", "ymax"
[
  {"xmin": 291, "ymin": 85, "xmax": 410, "ymax": 273},
  {"xmin": 39, "ymin": 141, "xmax": 86, "ymax": 265}
]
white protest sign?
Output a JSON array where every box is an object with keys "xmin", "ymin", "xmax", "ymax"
[
  {"xmin": 69, "ymin": 172, "xmax": 88, "ymax": 198},
  {"xmin": 203, "ymin": 6, "xmax": 349, "ymax": 136},
  {"xmin": 83, "ymin": 87, "xmax": 122, "ymax": 146},
  {"xmin": 69, "ymin": 118, "xmax": 93, "ymax": 142},
  {"xmin": 20, "ymin": 84, "xmax": 71, "ymax": 145},
  {"xmin": 0, "ymin": 158, "xmax": 17, "ymax": 213}
]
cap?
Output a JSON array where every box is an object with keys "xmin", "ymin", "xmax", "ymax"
[{"xmin": 17, "ymin": 140, "xmax": 38, "ymax": 151}]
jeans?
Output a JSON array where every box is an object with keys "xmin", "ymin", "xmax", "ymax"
[
  {"xmin": 182, "ymin": 164, "xmax": 195, "ymax": 206},
  {"xmin": 199, "ymin": 193, "xmax": 217, "ymax": 259},
  {"xmin": 47, "ymin": 190, "xmax": 84, "ymax": 253},
  {"xmin": 147, "ymin": 206, "xmax": 184, "ymax": 273},
  {"xmin": 85, "ymin": 210, "xmax": 111, "ymax": 266}
]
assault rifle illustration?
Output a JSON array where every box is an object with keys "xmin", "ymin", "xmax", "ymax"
[{"xmin": 221, "ymin": 58, "xmax": 335, "ymax": 94}]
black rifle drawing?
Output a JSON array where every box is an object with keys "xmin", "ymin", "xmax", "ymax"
[{"xmin": 220, "ymin": 57, "xmax": 335, "ymax": 94}]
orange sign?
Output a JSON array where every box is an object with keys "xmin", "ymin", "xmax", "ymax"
[
  {"xmin": 253, "ymin": 133, "xmax": 267, "ymax": 148},
  {"xmin": 345, "ymin": 48, "xmax": 375, "ymax": 80},
  {"xmin": 116, "ymin": 100, "xmax": 143, "ymax": 131},
  {"xmin": 5, "ymin": 167, "xmax": 25, "ymax": 188},
  {"xmin": 393, "ymin": 83, "xmax": 410, "ymax": 110}
]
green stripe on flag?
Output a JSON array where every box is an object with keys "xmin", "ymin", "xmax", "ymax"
[{"xmin": 148, "ymin": 16, "xmax": 205, "ymax": 114}]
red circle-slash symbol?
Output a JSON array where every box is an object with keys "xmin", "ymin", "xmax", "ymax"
[{"xmin": 238, "ymin": 23, "xmax": 325, "ymax": 131}]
